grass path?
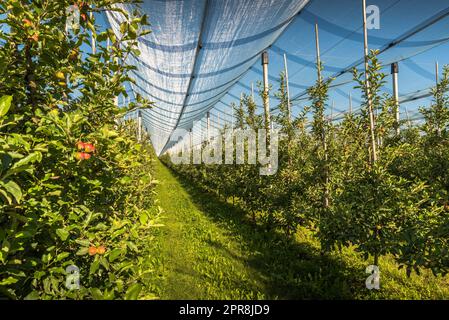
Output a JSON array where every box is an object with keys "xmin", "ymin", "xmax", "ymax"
[
  {"xmin": 153, "ymin": 159, "xmax": 265, "ymax": 299},
  {"xmin": 153, "ymin": 159, "xmax": 449, "ymax": 300}
]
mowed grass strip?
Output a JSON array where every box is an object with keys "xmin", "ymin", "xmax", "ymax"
[{"xmin": 153, "ymin": 159, "xmax": 449, "ymax": 299}]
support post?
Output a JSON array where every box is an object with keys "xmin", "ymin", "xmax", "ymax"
[
  {"xmin": 363, "ymin": 0, "xmax": 378, "ymax": 163},
  {"xmin": 405, "ymin": 104, "xmax": 411, "ymax": 127},
  {"xmin": 349, "ymin": 92, "xmax": 353, "ymax": 115},
  {"xmin": 331, "ymin": 100, "xmax": 334, "ymax": 122},
  {"xmin": 251, "ymin": 82, "xmax": 255, "ymax": 102},
  {"xmin": 189, "ymin": 128, "xmax": 193, "ymax": 161},
  {"xmin": 315, "ymin": 23, "xmax": 329, "ymax": 209},
  {"xmin": 113, "ymin": 41, "xmax": 119, "ymax": 106},
  {"xmin": 283, "ymin": 53, "xmax": 291, "ymax": 123},
  {"xmin": 436, "ymin": 61, "xmax": 439, "ymax": 86},
  {"xmin": 392, "ymin": 62, "xmax": 400, "ymax": 135},
  {"xmin": 315, "ymin": 24, "xmax": 322, "ymax": 82},
  {"xmin": 232, "ymin": 103, "xmax": 235, "ymax": 129},
  {"xmin": 206, "ymin": 111, "xmax": 210, "ymax": 142},
  {"xmin": 261, "ymin": 51, "xmax": 271, "ymax": 135},
  {"xmin": 90, "ymin": 11, "xmax": 96, "ymax": 54},
  {"xmin": 137, "ymin": 110, "xmax": 142, "ymax": 142}
]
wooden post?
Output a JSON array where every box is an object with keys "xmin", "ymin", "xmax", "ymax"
[
  {"xmin": 363, "ymin": 0, "xmax": 378, "ymax": 163},
  {"xmin": 261, "ymin": 51, "xmax": 271, "ymax": 135},
  {"xmin": 392, "ymin": 62, "xmax": 400, "ymax": 135},
  {"xmin": 283, "ymin": 53, "xmax": 292, "ymax": 123}
]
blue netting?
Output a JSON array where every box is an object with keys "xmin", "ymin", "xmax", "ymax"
[{"xmin": 105, "ymin": 0, "xmax": 449, "ymax": 155}]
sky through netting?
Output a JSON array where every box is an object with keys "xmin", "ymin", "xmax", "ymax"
[{"xmin": 105, "ymin": 0, "xmax": 449, "ymax": 155}]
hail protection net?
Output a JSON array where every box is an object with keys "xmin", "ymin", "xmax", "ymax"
[
  {"xmin": 106, "ymin": 0, "xmax": 449, "ymax": 155},
  {"xmin": 106, "ymin": 0, "xmax": 309, "ymax": 155}
]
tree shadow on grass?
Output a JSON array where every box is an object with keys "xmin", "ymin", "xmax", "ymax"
[{"xmin": 168, "ymin": 168, "xmax": 371, "ymax": 300}]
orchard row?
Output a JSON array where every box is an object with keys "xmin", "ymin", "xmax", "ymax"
[{"xmin": 163, "ymin": 52, "xmax": 449, "ymax": 277}]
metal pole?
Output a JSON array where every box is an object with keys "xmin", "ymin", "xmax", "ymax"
[
  {"xmin": 137, "ymin": 110, "xmax": 142, "ymax": 142},
  {"xmin": 251, "ymin": 82, "xmax": 255, "ymax": 101},
  {"xmin": 90, "ymin": 11, "xmax": 96, "ymax": 54},
  {"xmin": 349, "ymin": 92, "xmax": 353, "ymax": 114},
  {"xmin": 231, "ymin": 103, "xmax": 234, "ymax": 129},
  {"xmin": 189, "ymin": 128, "xmax": 193, "ymax": 158},
  {"xmin": 363, "ymin": 0, "xmax": 377, "ymax": 163},
  {"xmin": 315, "ymin": 24, "xmax": 322, "ymax": 82},
  {"xmin": 392, "ymin": 62, "xmax": 400, "ymax": 135},
  {"xmin": 315, "ymin": 23, "xmax": 329, "ymax": 209},
  {"xmin": 206, "ymin": 111, "xmax": 210, "ymax": 142},
  {"xmin": 331, "ymin": 100, "xmax": 334, "ymax": 122},
  {"xmin": 405, "ymin": 104, "xmax": 411, "ymax": 127},
  {"xmin": 283, "ymin": 53, "xmax": 291, "ymax": 123},
  {"xmin": 436, "ymin": 61, "xmax": 439, "ymax": 85},
  {"xmin": 261, "ymin": 51, "xmax": 271, "ymax": 134},
  {"xmin": 113, "ymin": 41, "xmax": 119, "ymax": 106}
]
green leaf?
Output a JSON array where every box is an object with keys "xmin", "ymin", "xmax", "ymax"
[
  {"xmin": 24, "ymin": 291, "xmax": 40, "ymax": 300},
  {"xmin": 0, "ymin": 276, "xmax": 18, "ymax": 285},
  {"xmin": 90, "ymin": 259, "xmax": 100, "ymax": 275},
  {"xmin": 0, "ymin": 95, "xmax": 12, "ymax": 118},
  {"xmin": 75, "ymin": 239, "xmax": 90, "ymax": 247},
  {"xmin": 2, "ymin": 180, "xmax": 22, "ymax": 203},
  {"xmin": 11, "ymin": 152, "xmax": 42, "ymax": 169},
  {"xmin": 128, "ymin": 25, "xmax": 137, "ymax": 39},
  {"xmin": 56, "ymin": 228, "xmax": 70, "ymax": 241},
  {"xmin": 102, "ymin": 289, "xmax": 115, "ymax": 300},
  {"xmin": 99, "ymin": 256, "xmax": 109, "ymax": 270},
  {"xmin": 0, "ymin": 189, "xmax": 12, "ymax": 204},
  {"xmin": 120, "ymin": 176, "xmax": 132, "ymax": 184},
  {"xmin": 120, "ymin": 22, "xmax": 127, "ymax": 35},
  {"xmin": 91, "ymin": 288, "xmax": 103, "ymax": 300},
  {"xmin": 76, "ymin": 247, "xmax": 89, "ymax": 255},
  {"xmin": 56, "ymin": 252, "xmax": 70, "ymax": 262},
  {"xmin": 125, "ymin": 283, "xmax": 142, "ymax": 300},
  {"xmin": 108, "ymin": 248, "xmax": 122, "ymax": 262},
  {"xmin": 139, "ymin": 212, "xmax": 148, "ymax": 224}
]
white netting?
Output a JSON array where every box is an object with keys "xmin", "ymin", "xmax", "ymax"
[{"xmin": 106, "ymin": 0, "xmax": 309, "ymax": 154}]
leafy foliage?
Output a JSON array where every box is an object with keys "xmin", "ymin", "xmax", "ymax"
[
  {"xmin": 0, "ymin": 0, "xmax": 161, "ymax": 299},
  {"xmin": 163, "ymin": 50, "xmax": 449, "ymax": 277}
]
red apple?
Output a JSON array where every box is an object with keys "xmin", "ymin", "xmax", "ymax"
[
  {"xmin": 97, "ymin": 246, "xmax": 106, "ymax": 255},
  {"xmin": 88, "ymin": 246, "xmax": 97, "ymax": 256},
  {"xmin": 76, "ymin": 141, "xmax": 86, "ymax": 150},
  {"xmin": 84, "ymin": 143, "xmax": 96, "ymax": 153}
]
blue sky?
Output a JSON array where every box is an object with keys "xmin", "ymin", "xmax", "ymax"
[{"xmin": 210, "ymin": 0, "xmax": 449, "ymax": 127}]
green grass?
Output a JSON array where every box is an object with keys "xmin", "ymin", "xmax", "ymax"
[
  {"xmin": 153, "ymin": 159, "xmax": 265, "ymax": 299},
  {"xmin": 152, "ymin": 160, "xmax": 449, "ymax": 299}
]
